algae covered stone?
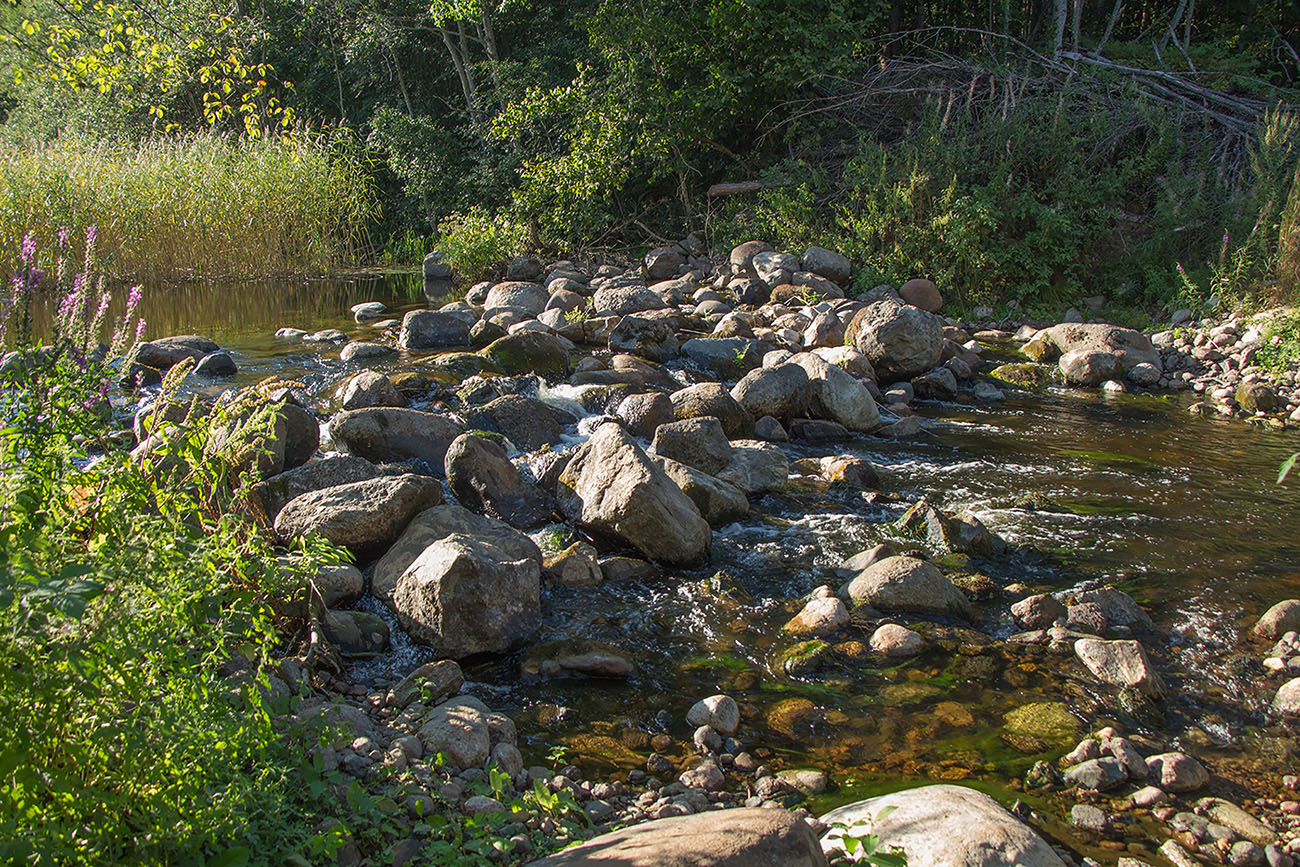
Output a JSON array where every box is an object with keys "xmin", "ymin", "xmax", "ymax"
[{"xmin": 1003, "ymin": 702, "xmax": 1081, "ymax": 743}]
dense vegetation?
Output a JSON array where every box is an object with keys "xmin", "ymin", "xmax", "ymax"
[{"xmin": 0, "ymin": 0, "xmax": 1294, "ymax": 308}]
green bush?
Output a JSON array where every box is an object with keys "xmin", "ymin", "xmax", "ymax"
[{"xmin": 436, "ymin": 207, "xmax": 532, "ymax": 282}]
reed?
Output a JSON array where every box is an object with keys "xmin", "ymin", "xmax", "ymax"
[{"xmin": 0, "ymin": 132, "xmax": 379, "ymax": 284}]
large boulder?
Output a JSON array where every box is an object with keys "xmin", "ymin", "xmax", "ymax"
[
  {"xmin": 715, "ymin": 439, "xmax": 788, "ymax": 495},
  {"xmin": 392, "ymin": 531, "xmax": 541, "ymax": 657},
  {"xmin": 399, "ymin": 310, "xmax": 472, "ymax": 350},
  {"xmin": 820, "ymin": 785, "xmax": 1066, "ymax": 867},
  {"xmin": 1059, "ymin": 349, "xmax": 1123, "ymax": 386},
  {"xmin": 246, "ymin": 455, "xmax": 381, "ymax": 522},
  {"xmin": 372, "ymin": 503, "xmax": 540, "ymax": 605},
  {"xmin": 1040, "ymin": 323, "xmax": 1160, "ymax": 373},
  {"xmin": 644, "ymin": 246, "xmax": 684, "ymax": 281},
  {"xmin": 846, "ymin": 298, "xmax": 944, "ymax": 382},
  {"xmin": 843, "ymin": 556, "xmax": 972, "ymax": 620},
  {"xmin": 464, "ymin": 394, "xmax": 573, "ymax": 452},
  {"xmin": 134, "ymin": 335, "xmax": 220, "ymax": 371},
  {"xmin": 1073, "ymin": 638, "xmax": 1165, "ymax": 698},
  {"xmin": 483, "ymin": 332, "xmax": 572, "ymax": 378},
  {"xmin": 608, "ymin": 313, "xmax": 680, "ymax": 362},
  {"xmin": 671, "ymin": 383, "xmax": 754, "ymax": 438},
  {"xmin": 650, "ymin": 455, "xmax": 750, "ymax": 527},
  {"xmin": 444, "ymin": 433, "xmax": 551, "ymax": 529},
  {"xmin": 1255, "ymin": 599, "xmax": 1300, "ymax": 639},
  {"xmin": 651, "ymin": 417, "xmax": 733, "ymax": 475},
  {"xmin": 527, "ymin": 807, "xmax": 827, "ymax": 867},
  {"xmin": 557, "ymin": 422, "xmax": 710, "ymax": 565},
  {"xmin": 273, "ymin": 474, "xmax": 443, "ymax": 558},
  {"xmin": 340, "ymin": 371, "xmax": 405, "ymax": 410},
  {"xmin": 483, "ymin": 281, "xmax": 548, "ymax": 317},
  {"xmin": 416, "ymin": 696, "xmax": 492, "ymax": 771},
  {"xmin": 594, "ymin": 284, "xmax": 669, "ymax": 317},
  {"xmin": 330, "ymin": 407, "xmax": 465, "ymax": 471},
  {"xmin": 801, "ymin": 247, "xmax": 850, "ymax": 284},
  {"xmin": 681, "ymin": 337, "xmax": 763, "ymax": 379},
  {"xmin": 729, "ymin": 363, "xmax": 811, "ymax": 420},
  {"xmin": 788, "ymin": 352, "xmax": 880, "ymax": 432}
]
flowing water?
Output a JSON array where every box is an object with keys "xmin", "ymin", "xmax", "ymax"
[{"xmin": 62, "ymin": 276, "xmax": 1300, "ymax": 861}]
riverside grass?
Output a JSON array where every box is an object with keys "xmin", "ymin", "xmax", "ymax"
[{"xmin": 0, "ymin": 133, "xmax": 378, "ymax": 283}]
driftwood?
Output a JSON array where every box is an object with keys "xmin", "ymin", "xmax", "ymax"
[{"xmin": 707, "ymin": 180, "xmax": 765, "ymax": 197}]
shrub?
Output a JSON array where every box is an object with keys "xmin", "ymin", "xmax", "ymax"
[{"xmin": 436, "ymin": 207, "xmax": 532, "ymax": 282}]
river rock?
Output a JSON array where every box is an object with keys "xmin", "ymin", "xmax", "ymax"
[
  {"xmin": 729, "ymin": 363, "xmax": 810, "ymax": 420},
  {"xmin": 644, "ymin": 246, "xmax": 684, "ymax": 281},
  {"xmin": 484, "ymin": 281, "xmax": 548, "ymax": 317},
  {"xmin": 331, "ymin": 407, "xmax": 465, "ymax": 471},
  {"xmin": 371, "ymin": 504, "xmax": 541, "ymax": 605},
  {"xmin": 650, "ymin": 455, "xmax": 750, "ymax": 527},
  {"xmin": 1011, "ymin": 594, "xmax": 1067, "ymax": 630},
  {"xmin": 444, "ymin": 433, "xmax": 550, "ymax": 529},
  {"xmin": 526, "ymin": 807, "xmax": 826, "ymax": 867},
  {"xmin": 1272, "ymin": 678, "xmax": 1300, "ymax": 714},
  {"xmin": 1256, "ymin": 600, "xmax": 1300, "ymax": 639},
  {"xmin": 608, "ymin": 314, "xmax": 679, "ymax": 362},
  {"xmin": 670, "ymin": 383, "xmax": 754, "ymax": 438},
  {"xmin": 399, "ymin": 310, "xmax": 471, "ymax": 350},
  {"xmin": 556, "ymin": 423, "xmax": 710, "ymax": 565},
  {"xmin": 846, "ymin": 297, "xmax": 945, "ymax": 382},
  {"xmin": 616, "ymin": 391, "xmax": 675, "ymax": 439},
  {"xmin": 323, "ymin": 609, "xmax": 389, "ymax": 656},
  {"xmin": 392, "ymin": 531, "xmax": 541, "ymax": 657},
  {"xmin": 247, "ymin": 455, "xmax": 381, "ymax": 521},
  {"xmin": 715, "ymin": 439, "xmax": 787, "ymax": 495},
  {"xmin": 788, "ymin": 352, "xmax": 881, "ymax": 432},
  {"xmin": 593, "ymin": 284, "xmax": 668, "ymax": 317},
  {"xmin": 783, "ymin": 596, "xmax": 850, "ymax": 637},
  {"xmin": 1197, "ymin": 797, "xmax": 1278, "ymax": 846},
  {"xmin": 680, "ymin": 337, "xmax": 763, "ymax": 378},
  {"xmin": 820, "ymin": 784, "xmax": 1066, "ymax": 867},
  {"xmin": 899, "ymin": 278, "xmax": 943, "ymax": 312},
  {"xmin": 339, "ymin": 341, "xmax": 394, "ymax": 362},
  {"xmin": 135, "ymin": 334, "xmax": 220, "ymax": 371},
  {"xmin": 273, "ymin": 474, "xmax": 443, "ymax": 558},
  {"xmin": 340, "ymin": 370, "xmax": 406, "ymax": 410},
  {"xmin": 521, "ymin": 638, "xmax": 634, "ymax": 680},
  {"xmin": 1064, "ymin": 757, "xmax": 1128, "ymax": 791},
  {"xmin": 483, "ymin": 332, "xmax": 572, "ymax": 378},
  {"xmin": 417, "ymin": 695, "xmax": 492, "ymax": 771},
  {"xmin": 542, "ymin": 542, "xmax": 603, "ymax": 587},
  {"xmin": 844, "ymin": 556, "xmax": 973, "ymax": 620},
  {"xmin": 464, "ymin": 394, "xmax": 573, "ymax": 452},
  {"xmin": 1059, "ymin": 348, "xmax": 1124, "ymax": 386},
  {"xmin": 870, "ymin": 623, "xmax": 925, "ymax": 657},
  {"xmin": 1074, "ymin": 587, "xmax": 1154, "ymax": 630},
  {"xmin": 686, "ymin": 695, "xmax": 740, "ymax": 735},
  {"xmin": 1040, "ymin": 323, "xmax": 1160, "ymax": 372},
  {"xmin": 802, "ymin": 247, "xmax": 850, "ymax": 284},
  {"xmin": 391, "ymin": 659, "xmax": 464, "ymax": 709},
  {"xmin": 651, "ymin": 417, "xmax": 732, "ymax": 475},
  {"xmin": 1073, "ymin": 638, "xmax": 1165, "ymax": 697}
]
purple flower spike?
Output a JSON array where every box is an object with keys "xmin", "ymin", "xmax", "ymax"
[
  {"xmin": 57, "ymin": 227, "xmax": 71, "ymax": 249},
  {"xmin": 19, "ymin": 232, "xmax": 35, "ymax": 266}
]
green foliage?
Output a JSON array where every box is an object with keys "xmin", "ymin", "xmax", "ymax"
[
  {"xmin": 436, "ymin": 206, "xmax": 530, "ymax": 281},
  {"xmin": 1256, "ymin": 309, "xmax": 1300, "ymax": 375},
  {"xmin": 0, "ymin": 131, "xmax": 377, "ymax": 282},
  {"xmin": 826, "ymin": 807, "xmax": 907, "ymax": 865}
]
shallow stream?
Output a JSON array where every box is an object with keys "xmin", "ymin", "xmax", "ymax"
[{"xmin": 68, "ymin": 275, "xmax": 1300, "ymax": 861}]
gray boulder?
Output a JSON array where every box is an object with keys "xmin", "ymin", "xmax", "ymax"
[
  {"xmin": 1059, "ymin": 349, "xmax": 1124, "ymax": 386},
  {"xmin": 371, "ymin": 503, "xmax": 541, "ymax": 605},
  {"xmin": 273, "ymin": 474, "xmax": 443, "ymax": 558},
  {"xmin": 464, "ymin": 394, "xmax": 573, "ymax": 452},
  {"xmin": 340, "ymin": 371, "xmax": 405, "ymax": 410},
  {"xmin": 651, "ymin": 417, "xmax": 733, "ymax": 475},
  {"xmin": 844, "ymin": 556, "xmax": 972, "ymax": 620},
  {"xmin": 331, "ymin": 407, "xmax": 465, "ymax": 471},
  {"xmin": 247, "ymin": 455, "xmax": 381, "ymax": 521},
  {"xmin": 650, "ymin": 455, "xmax": 750, "ymax": 527},
  {"xmin": 1255, "ymin": 600, "xmax": 1300, "ymax": 639},
  {"xmin": 1073, "ymin": 638, "xmax": 1165, "ymax": 697},
  {"xmin": 393, "ymin": 531, "xmax": 541, "ymax": 657},
  {"xmin": 819, "ymin": 784, "xmax": 1066, "ymax": 867},
  {"xmin": 557, "ymin": 422, "xmax": 710, "ymax": 565},
  {"xmin": 528, "ymin": 807, "xmax": 826, "ymax": 867},
  {"xmin": 484, "ymin": 281, "xmax": 548, "ymax": 317},
  {"xmin": 671, "ymin": 383, "xmax": 754, "ymax": 437},
  {"xmin": 644, "ymin": 246, "xmax": 684, "ymax": 281},
  {"xmin": 483, "ymin": 331, "xmax": 572, "ymax": 378},
  {"xmin": 593, "ymin": 284, "xmax": 668, "ymax": 317},
  {"xmin": 417, "ymin": 696, "xmax": 492, "ymax": 771},
  {"xmin": 715, "ymin": 439, "xmax": 788, "ymax": 495},
  {"xmin": 399, "ymin": 310, "xmax": 471, "ymax": 350},
  {"xmin": 729, "ymin": 363, "xmax": 811, "ymax": 420},
  {"xmin": 1040, "ymin": 323, "xmax": 1160, "ymax": 372},
  {"xmin": 788, "ymin": 352, "xmax": 880, "ymax": 432},
  {"xmin": 444, "ymin": 433, "xmax": 550, "ymax": 529},
  {"xmin": 846, "ymin": 298, "xmax": 944, "ymax": 382},
  {"xmin": 801, "ymin": 247, "xmax": 850, "ymax": 284}
]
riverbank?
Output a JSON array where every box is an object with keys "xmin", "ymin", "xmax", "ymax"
[{"xmin": 5, "ymin": 235, "xmax": 1300, "ymax": 865}]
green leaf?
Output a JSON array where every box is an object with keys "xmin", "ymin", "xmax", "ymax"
[
  {"xmin": 1279, "ymin": 452, "xmax": 1298, "ymax": 483},
  {"xmin": 207, "ymin": 846, "xmax": 250, "ymax": 867}
]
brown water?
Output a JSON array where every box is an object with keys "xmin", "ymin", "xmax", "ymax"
[{"xmin": 72, "ymin": 276, "xmax": 1300, "ymax": 861}]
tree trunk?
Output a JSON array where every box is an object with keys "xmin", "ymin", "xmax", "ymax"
[
  {"xmin": 1096, "ymin": 0, "xmax": 1124, "ymax": 55},
  {"xmin": 1052, "ymin": 0, "xmax": 1068, "ymax": 58},
  {"xmin": 1070, "ymin": 0, "xmax": 1084, "ymax": 52},
  {"xmin": 438, "ymin": 26, "xmax": 476, "ymax": 116}
]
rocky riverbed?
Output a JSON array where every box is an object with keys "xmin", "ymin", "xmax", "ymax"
[{"xmin": 103, "ymin": 238, "xmax": 1300, "ymax": 866}]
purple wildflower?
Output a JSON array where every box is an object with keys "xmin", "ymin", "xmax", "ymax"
[
  {"xmin": 19, "ymin": 232, "xmax": 35, "ymax": 266},
  {"xmin": 57, "ymin": 227, "xmax": 70, "ymax": 249}
]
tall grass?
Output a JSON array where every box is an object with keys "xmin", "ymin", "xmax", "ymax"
[{"xmin": 0, "ymin": 132, "xmax": 379, "ymax": 283}]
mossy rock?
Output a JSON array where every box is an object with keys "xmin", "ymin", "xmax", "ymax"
[
  {"xmin": 560, "ymin": 734, "xmax": 645, "ymax": 772},
  {"xmin": 880, "ymin": 682, "xmax": 943, "ymax": 705},
  {"xmin": 779, "ymin": 640, "xmax": 831, "ymax": 676},
  {"xmin": 949, "ymin": 572, "xmax": 999, "ymax": 599},
  {"xmin": 1003, "ymin": 701, "xmax": 1081, "ymax": 743},
  {"xmin": 426, "ymin": 351, "xmax": 495, "ymax": 380},
  {"xmin": 1020, "ymin": 333, "xmax": 1059, "ymax": 363},
  {"xmin": 482, "ymin": 332, "xmax": 572, "ymax": 378},
  {"xmin": 989, "ymin": 363, "xmax": 1050, "ymax": 388},
  {"xmin": 765, "ymin": 698, "xmax": 823, "ymax": 739}
]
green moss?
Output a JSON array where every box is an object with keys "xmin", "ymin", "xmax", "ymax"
[
  {"xmin": 1002, "ymin": 701, "xmax": 1081, "ymax": 743},
  {"xmin": 779, "ymin": 640, "xmax": 832, "ymax": 676},
  {"xmin": 989, "ymin": 363, "xmax": 1050, "ymax": 388}
]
